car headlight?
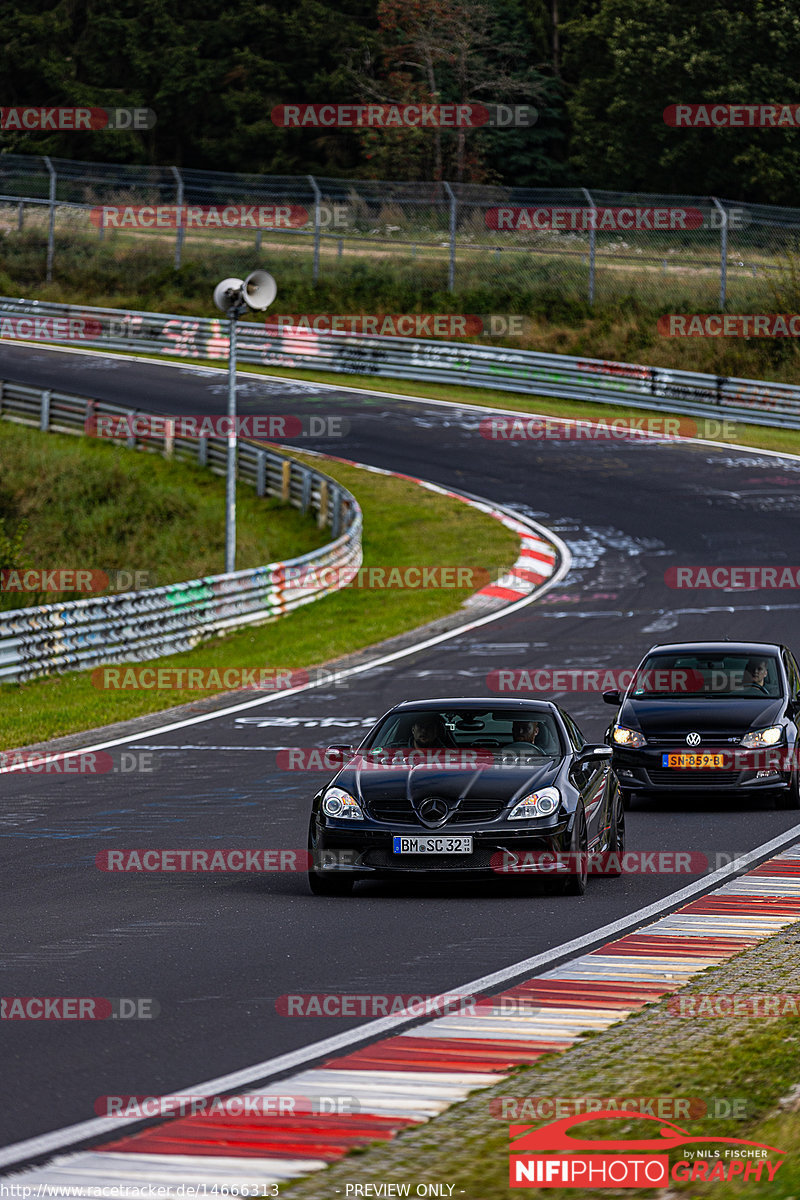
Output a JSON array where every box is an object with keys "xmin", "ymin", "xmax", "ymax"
[
  {"xmin": 612, "ymin": 725, "xmax": 646, "ymax": 749},
  {"xmin": 508, "ymin": 787, "xmax": 561, "ymax": 819},
  {"xmin": 741, "ymin": 726, "xmax": 783, "ymax": 749},
  {"xmin": 322, "ymin": 787, "xmax": 364, "ymax": 820}
]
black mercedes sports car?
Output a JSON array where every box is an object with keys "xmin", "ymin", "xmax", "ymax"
[
  {"xmin": 603, "ymin": 640, "xmax": 800, "ymax": 809},
  {"xmin": 307, "ymin": 697, "xmax": 624, "ymax": 895}
]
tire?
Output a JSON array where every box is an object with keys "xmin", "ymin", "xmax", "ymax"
[
  {"xmin": 619, "ymin": 788, "xmax": 635, "ymax": 811},
  {"xmin": 307, "ymin": 820, "xmax": 354, "ymax": 896},
  {"xmin": 775, "ymin": 770, "xmax": 800, "ymax": 810},
  {"xmin": 604, "ymin": 797, "xmax": 626, "ymax": 877},
  {"xmin": 560, "ymin": 807, "xmax": 588, "ymax": 896}
]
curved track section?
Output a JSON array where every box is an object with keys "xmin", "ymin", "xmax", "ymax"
[{"xmin": 2, "ymin": 343, "xmax": 800, "ymax": 1162}]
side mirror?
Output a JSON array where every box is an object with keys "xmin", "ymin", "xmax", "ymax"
[
  {"xmin": 326, "ymin": 743, "xmax": 355, "ymax": 765},
  {"xmin": 575, "ymin": 744, "xmax": 613, "ymax": 767},
  {"xmin": 602, "ymin": 689, "xmax": 622, "ymax": 706}
]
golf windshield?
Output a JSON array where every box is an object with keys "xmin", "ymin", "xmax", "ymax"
[{"xmin": 629, "ymin": 654, "xmax": 781, "ymax": 698}]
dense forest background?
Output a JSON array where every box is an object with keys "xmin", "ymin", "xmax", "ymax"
[{"xmin": 2, "ymin": 0, "xmax": 800, "ymax": 202}]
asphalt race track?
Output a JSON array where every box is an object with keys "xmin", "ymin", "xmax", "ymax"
[{"xmin": 3, "ymin": 342, "xmax": 800, "ymax": 1153}]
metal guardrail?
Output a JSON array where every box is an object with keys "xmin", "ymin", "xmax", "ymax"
[
  {"xmin": 1, "ymin": 295, "xmax": 799, "ymax": 431},
  {"xmin": 0, "ymin": 380, "xmax": 362, "ymax": 683}
]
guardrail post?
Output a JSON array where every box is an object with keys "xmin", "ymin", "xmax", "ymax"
[
  {"xmin": 0, "ymin": 380, "xmax": 4, "ymax": 416},
  {"xmin": 43, "ymin": 156, "xmax": 57, "ymax": 283},
  {"xmin": 40, "ymin": 389, "xmax": 51, "ymax": 431},
  {"xmin": 197, "ymin": 437, "xmax": 207, "ymax": 467},
  {"xmin": 581, "ymin": 187, "xmax": 597, "ymax": 306},
  {"xmin": 307, "ymin": 175, "xmax": 322, "ymax": 285},
  {"xmin": 317, "ymin": 478, "xmax": 329, "ymax": 528},
  {"xmin": 301, "ymin": 467, "xmax": 312, "ymax": 513},
  {"xmin": 171, "ymin": 167, "xmax": 185, "ymax": 270},
  {"xmin": 257, "ymin": 450, "xmax": 267, "ymax": 496},
  {"xmin": 712, "ymin": 197, "xmax": 727, "ymax": 308},
  {"xmin": 164, "ymin": 418, "xmax": 174, "ymax": 458},
  {"xmin": 331, "ymin": 489, "xmax": 341, "ymax": 538},
  {"xmin": 281, "ymin": 459, "xmax": 292, "ymax": 501},
  {"xmin": 443, "ymin": 182, "xmax": 457, "ymax": 292}
]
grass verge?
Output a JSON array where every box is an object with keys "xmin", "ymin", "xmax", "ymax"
[
  {"xmin": 0, "ymin": 452, "xmax": 519, "ymax": 749},
  {"xmin": 0, "ymin": 420, "xmax": 327, "ymax": 610},
  {"xmin": 279, "ymin": 920, "xmax": 800, "ymax": 1198}
]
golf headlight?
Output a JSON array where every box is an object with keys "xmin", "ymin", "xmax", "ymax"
[
  {"xmin": 508, "ymin": 787, "xmax": 560, "ymax": 819},
  {"xmin": 612, "ymin": 725, "xmax": 646, "ymax": 749},
  {"xmin": 322, "ymin": 787, "xmax": 364, "ymax": 819},
  {"xmin": 741, "ymin": 726, "xmax": 783, "ymax": 749}
]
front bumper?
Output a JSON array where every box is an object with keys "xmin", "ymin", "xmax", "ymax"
[
  {"xmin": 612, "ymin": 748, "xmax": 790, "ymax": 794},
  {"xmin": 311, "ymin": 817, "xmax": 573, "ymax": 877}
]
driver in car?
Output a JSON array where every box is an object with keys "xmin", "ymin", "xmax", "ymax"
[
  {"xmin": 741, "ymin": 659, "xmax": 769, "ymax": 691},
  {"xmin": 410, "ymin": 716, "xmax": 450, "ymax": 749},
  {"xmin": 505, "ymin": 720, "xmax": 543, "ymax": 755}
]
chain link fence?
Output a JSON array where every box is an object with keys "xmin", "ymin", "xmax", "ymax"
[{"xmin": 1, "ymin": 153, "xmax": 799, "ymax": 309}]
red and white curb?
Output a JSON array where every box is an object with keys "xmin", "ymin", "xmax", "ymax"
[
  {"xmin": 8, "ymin": 843, "xmax": 800, "ymax": 1190},
  {"xmin": 291, "ymin": 449, "xmax": 559, "ymax": 604}
]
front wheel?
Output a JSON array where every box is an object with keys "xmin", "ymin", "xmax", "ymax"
[
  {"xmin": 775, "ymin": 769, "xmax": 800, "ymax": 810},
  {"xmin": 604, "ymin": 797, "xmax": 626, "ymax": 877},
  {"xmin": 307, "ymin": 820, "xmax": 354, "ymax": 895},
  {"xmin": 560, "ymin": 807, "xmax": 588, "ymax": 896}
]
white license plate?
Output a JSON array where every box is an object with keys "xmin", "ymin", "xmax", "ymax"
[{"xmin": 392, "ymin": 835, "xmax": 473, "ymax": 854}]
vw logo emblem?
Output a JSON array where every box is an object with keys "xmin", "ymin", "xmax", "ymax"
[
  {"xmin": 686, "ymin": 732, "xmax": 702, "ymax": 747},
  {"xmin": 415, "ymin": 796, "xmax": 451, "ymax": 828}
]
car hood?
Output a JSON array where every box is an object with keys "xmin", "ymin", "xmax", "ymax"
[
  {"xmin": 333, "ymin": 758, "xmax": 561, "ymax": 804},
  {"xmin": 618, "ymin": 697, "xmax": 783, "ymax": 735}
]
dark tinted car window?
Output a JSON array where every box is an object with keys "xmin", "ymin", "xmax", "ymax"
[
  {"xmin": 365, "ymin": 709, "xmax": 564, "ymax": 755},
  {"xmin": 630, "ymin": 653, "xmax": 781, "ymax": 698}
]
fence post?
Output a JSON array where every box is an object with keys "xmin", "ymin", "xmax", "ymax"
[
  {"xmin": 581, "ymin": 187, "xmax": 596, "ymax": 306},
  {"xmin": 307, "ymin": 175, "xmax": 321, "ymax": 285},
  {"xmin": 712, "ymin": 197, "xmax": 727, "ymax": 308},
  {"xmin": 17, "ymin": 201, "xmax": 23, "ymax": 231},
  {"xmin": 171, "ymin": 166, "xmax": 185, "ymax": 270},
  {"xmin": 257, "ymin": 450, "xmax": 267, "ymax": 496},
  {"xmin": 317, "ymin": 478, "xmax": 329, "ymax": 528},
  {"xmin": 301, "ymin": 468, "xmax": 312, "ymax": 513},
  {"xmin": 43, "ymin": 156, "xmax": 57, "ymax": 283},
  {"xmin": 443, "ymin": 181, "xmax": 457, "ymax": 292},
  {"xmin": 40, "ymin": 389, "xmax": 51, "ymax": 431}
]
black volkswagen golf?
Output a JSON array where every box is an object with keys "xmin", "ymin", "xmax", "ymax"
[
  {"xmin": 603, "ymin": 640, "xmax": 800, "ymax": 809},
  {"xmin": 307, "ymin": 697, "xmax": 624, "ymax": 895}
]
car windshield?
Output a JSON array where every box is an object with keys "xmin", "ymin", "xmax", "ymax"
[
  {"xmin": 629, "ymin": 654, "xmax": 782, "ymax": 699},
  {"xmin": 363, "ymin": 708, "xmax": 565, "ymax": 759}
]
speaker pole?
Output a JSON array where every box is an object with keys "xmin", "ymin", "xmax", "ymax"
[{"xmin": 225, "ymin": 311, "xmax": 239, "ymax": 574}]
